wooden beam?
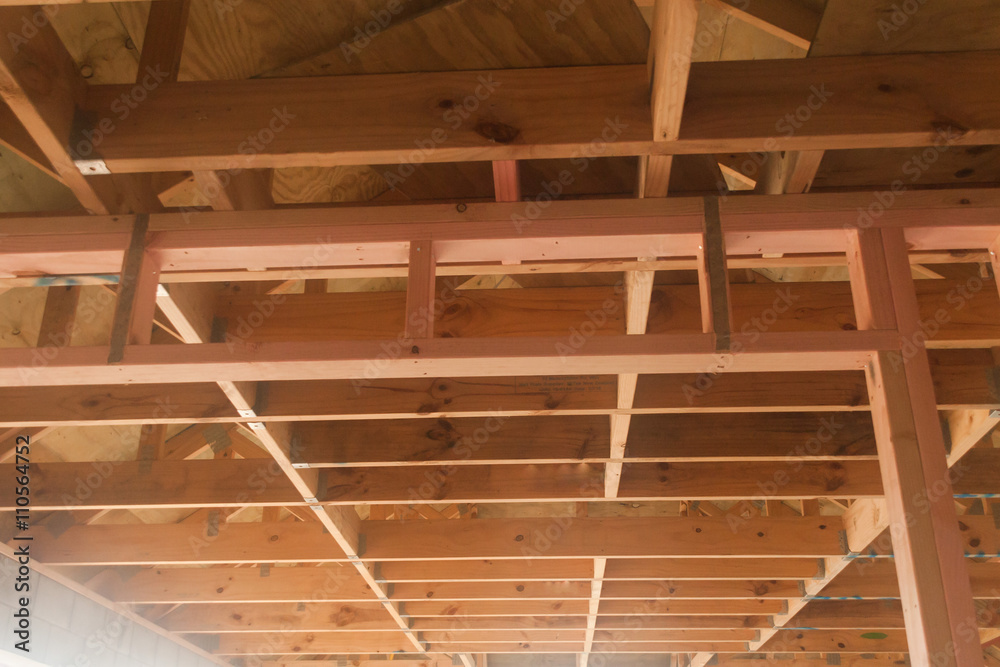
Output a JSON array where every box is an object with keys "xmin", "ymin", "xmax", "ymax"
[
  {"xmin": 755, "ymin": 150, "xmax": 826, "ymax": 195},
  {"xmin": 135, "ymin": 0, "xmax": 191, "ymax": 83},
  {"xmin": 712, "ymin": 659, "xmax": 908, "ymax": 667},
  {"xmin": 405, "ymin": 240, "xmax": 436, "ymax": 339},
  {"xmin": 191, "ymin": 169, "xmax": 274, "ymax": 211},
  {"xmin": 31, "ymin": 454, "xmax": 992, "ymax": 509},
  {"xmin": 0, "ymin": 6, "xmax": 106, "ymax": 212},
  {"xmin": 0, "ymin": 349, "xmax": 994, "ymax": 426},
  {"xmin": 151, "ymin": 252, "xmax": 422, "ymax": 654},
  {"xmin": 698, "ymin": 195, "xmax": 731, "ymax": 351},
  {"xmin": 37, "ymin": 285, "xmax": 80, "ymax": 347},
  {"xmin": 848, "ymin": 227, "xmax": 983, "ymax": 667},
  {"xmin": 32, "ymin": 516, "xmax": 852, "ymax": 564},
  {"xmin": 155, "ymin": 282, "xmax": 216, "ymax": 344},
  {"xmin": 0, "ymin": 331, "xmax": 889, "ymax": 387},
  {"xmin": 107, "ymin": 214, "xmax": 158, "ymax": 362},
  {"xmin": 757, "ymin": 629, "xmax": 909, "ymax": 653},
  {"xmin": 492, "ymin": 160, "xmax": 520, "ymax": 202},
  {"xmin": 74, "ymin": 52, "xmax": 1000, "ymax": 173},
  {"xmin": 0, "ymin": 0, "xmax": 163, "ymax": 3},
  {"xmin": 0, "ymin": 98, "xmax": 60, "ymax": 180},
  {"xmin": 641, "ymin": 0, "xmax": 698, "ymax": 198},
  {"xmin": 632, "ymin": 0, "xmax": 821, "ymax": 50},
  {"xmin": 6, "ymin": 191, "xmax": 1000, "ymax": 278},
  {"xmin": 290, "ymin": 412, "xmax": 876, "ymax": 467},
  {"xmin": 606, "ymin": 264, "xmax": 654, "ymax": 497},
  {"xmin": 0, "ymin": 546, "xmax": 229, "ymax": 667}
]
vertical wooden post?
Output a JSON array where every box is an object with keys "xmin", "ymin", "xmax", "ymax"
[
  {"xmin": 137, "ymin": 0, "xmax": 192, "ymax": 83},
  {"xmin": 846, "ymin": 227, "xmax": 983, "ymax": 667},
  {"xmin": 405, "ymin": 240, "xmax": 437, "ymax": 340},
  {"xmin": 37, "ymin": 285, "xmax": 80, "ymax": 348},
  {"xmin": 642, "ymin": 0, "xmax": 699, "ymax": 198},
  {"xmin": 108, "ymin": 214, "xmax": 160, "ymax": 362},
  {"xmin": 698, "ymin": 196, "xmax": 732, "ymax": 351},
  {"xmin": 492, "ymin": 161, "xmax": 520, "ymax": 202}
]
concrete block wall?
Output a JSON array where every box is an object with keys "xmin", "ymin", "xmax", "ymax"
[{"xmin": 1, "ymin": 557, "xmax": 220, "ymax": 667}]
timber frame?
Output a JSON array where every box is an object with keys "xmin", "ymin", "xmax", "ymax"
[{"xmin": 2, "ymin": 1, "xmax": 1000, "ymax": 667}]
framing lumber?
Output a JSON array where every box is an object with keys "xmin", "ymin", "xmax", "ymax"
[
  {"xmin": 1, "ymin": 351, "xmax": 995, "ymax": 426},
  {"xmin": 31, "ymin": 516, "xmax": 852, "ymax": 565},
  {"xmin": 632, "ymin": 0, "xmax": 821, "ymax": 50},
  {"xmin": 641, "ymin": 0, "xmax": 698, "ymax": 197},
  {"xmin": 0, "ymin": 6, "xmax": 106, "ymax": 212},
  {"xmin": 107, "ymin": 214, "xmax": 157, "ymax": 361},
  {"xmin": 190, "ymin": 169, "xmax": 275, "ymax": 211},
  {"xmin": 492, "ymin": 160, "xmax": 520, "ymax": 202},
  {"xmin": 6, "ymin": 190, "xmax": 1000, "ymax": 277},
  {"xmin": 71, "ymin": 52, "xmax": 1000, "ymax": 173},
  {"xmin": 849, "ymin": 227, "xmax": 982, "ymax": 667},
  {"xmin": 136, "ymin": 0, "xmax": 191, "ymax": 83}
]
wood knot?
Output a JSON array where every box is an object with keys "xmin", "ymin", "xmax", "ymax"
[{"xmin": 475, "ymin": 120, "xmax": 520, "ymax": 144}]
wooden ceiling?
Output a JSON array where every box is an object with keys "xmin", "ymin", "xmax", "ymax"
[{"xmin": 2, "ymin": 1, "xmax": 1000, "ymax": 667}]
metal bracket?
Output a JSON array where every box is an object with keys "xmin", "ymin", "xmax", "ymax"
[{"xmin": 75, "ymin": 159, "xmax": 110, "ymax": 175}]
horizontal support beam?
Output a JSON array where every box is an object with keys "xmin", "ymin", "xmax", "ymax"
[
  {"xmin": 399, "ymin": 599, "xmax": 786, "ymax": 616},
  {"xmin": 1, "ymin": 350, "xmax": 995, "ymax": 425},
  {"xmin": 5, "ymin": 190, "xmax": 1000, "ymax": 278},
  {"xmin": 8, "ymin": 456, "xmax": 943, "ymax": 509},
  {"xmin": 213, "ymin": 279, "xmax": 1000, "ymax": 348},
  {"xmin": 25, "ymin": 446, "xmax": 1000, "ymax": 511},
  {"xmin": 293, "ymin": 411, "xmax": 877, "ymax": 465},
  {"xmin": 33, "ymin": 517, "xmax": 851, "ymax": 565},
  {"xmin": 72, "ymin": 52, "xmax": 1000, "ymax": 173},
  {"xmin": 0, "ymin": 331, "xmax": 891, "ymax": 387}
]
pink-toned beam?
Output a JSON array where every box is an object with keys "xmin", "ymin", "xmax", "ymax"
[
  {"xmin": 847, "ymin": 227, "xmax": 983, "ymax": 667},
  {"xmin": 0, "ymin": 330, "xmax": 895, "ymax": 387}
]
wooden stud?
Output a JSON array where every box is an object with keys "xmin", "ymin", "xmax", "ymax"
[
  {"xmin": 0, "ymin": 6, "xmax": 110, "ymax": 212},
  {"xmin": 37, "ymin": 285, "xmax": 80, "ymax": 348},
  {"xmin": 698, "ymin": 196, "xmax": 731, "ymax": 351},
  {"xmin": 847, "ymin": 227, "xmax": 983, "ymax": 667},
  {"xmin": 108, "ymin": 215, "xmax": 158, "ymax": 362},
  {"xmin": 492, "ymin": 161, "xmax": 520, "ymax": 202},
  {"xmin": 405, "ymin": 240, "xmax": 437, "ymax": 340},
  {"xmin": 136, "ymin": 0, "xmax": 192, "ymax": 83}
]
